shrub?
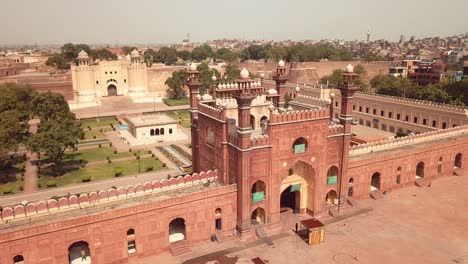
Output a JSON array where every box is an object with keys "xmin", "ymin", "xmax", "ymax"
[
  {"xmin": 109, "ymin": 142, "xmax": 113, "ymax": 147},
  {"xmin": 108, "ymin": 159, "xmax": 112, "ymax": 164},
  {"xmin": 37, "ymin": 183, "xmax": 42, "ymax": 188},
  {"xmin": 136, "ymin": 155, "xmax": 140, "ymax": 160},
  {"xmin": 162, "ymin": 163, "xmax": 167, "ymax": 168},
  {"xmin": 46, "ymin": 180, "xmax": 57, "ymax": 188},
  {"xmin": 113, "ymin": 150, "xmax": 117, "ymax": 154},
  {"xmin": 93, "ymin": 135, "xmax": 97, "ymax": 139},
  {"xmin": 134, "ymin": 152, "xmax": 137, "ymax": 156},
  {"xmin": 113, "ymin": 127, "xmax": 116, "ymax": 131},
  {"xmin": 114, "ymin": 169, "xmax": 123, "ymax": 177},
  {"xmin": 106, "ymin": 156, "xmax": 110, "ymax": 160},
  {"xmin": 98, "ymin": 144, "xmax": 102, "ymax": 148},
  {"xmin": 148, "ymin": 150, "xmax": 152, "ymax": 154},
  {"xmin": 2, "ymin": 187, "xmax": 14, "ymax": 195},
  {"xmin": 20, "ymin": 175, "xmax": 24, "ymax": 181},
  {"xmin": 187, "ymin": 144, "xmax": 192, "ymax": 148},
  {"xmin": 155, "ymin": 157, "xmax": 159, "ymax": 161},
  {"xmin": 129, "ymin": 148, "xmax": 132, "ymax": 152},
  {"xmin": 82, "ymin": 175, "xmax": 91, "ymax": 182},
  {"xmin": 99, "ymin": 128, "xmax": 103, "ymax": 132},
  {"xmin": 19, "ymin": 186, "xmax": 24, "ymax": 191},
  {"xmin": 88, "ymin": 126, "xmax": 91, "ymax": 130},
  {"xmin": 146, "ymin": 165, "xmax": 154, "ymax": 172},
  {"xmin": 151, "ymin": 153, "xmax": 155, "ymax": 157}
]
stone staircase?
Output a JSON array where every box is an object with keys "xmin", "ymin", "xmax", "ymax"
[
  {"xmin": 415, "ymin": 178, "xmax": 431, "ymax": 187},
  {"xmin": 253, "ymin": 223, "xmax": 274, "ymax": 246},
  {"xmin": 169, "ymin": 240, "xmax": 192, "ymax": 256},
  {"xmin": 370, "ymin": 190, "xmax": 385, "ymax": 200}
]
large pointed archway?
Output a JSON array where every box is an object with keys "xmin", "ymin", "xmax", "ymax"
[
  {"xmin": 68, "ymin": 241, "xmax": 91, "ymax": 264},
  {"xmin": 280, "ymin": 160, "xmax": 315, "ymax": 216}
]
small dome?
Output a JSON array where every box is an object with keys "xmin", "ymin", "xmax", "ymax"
[
  {"xmin": 125, "ymin": 54, "xmax": 131, "ymax": 61},
  {"xmin": 130, "ymin": 49, "xmax": 140, "ymax": 57},
  {"xmin": 329, "ymin": 92, "xmax": 336, "ymax": 99},
  {"xmin": 240, "ymin": 68, "xmax": 249, "ymax": 78},
  {"xmin": 211, "ymin": 73, "xmax": 217, "ymax": 81},
  {"xmin": 202, "ymin": 94, "xmax": 213, "ymax": 100},
  {"xmin": 196, "ymin": 94, "xmax": 202, "ymax": 100},
  {"xmin": 77, "ymin": 50, "xmax": 89, "ymax": 59},
  {"xmin": 295, "ymin": 86, "xmax": 300, "ymax": 92},
  {"xmin": 268, "ymin": 103, "xmax": 275, "ymax": 111},
  {"xmin": 278, "ymin": 60, "xmax": 285, "ymax": 67},
  {"xmin": 345, "ymin": 64, "xmax": 354, "ymax": 73},
  {"xmin": 189, "ymin": 63, "xmax": 197, "ymax": 71},
  {"xmin": 287, "ymin": 106, "xmax": 293, "ymax": 111},
  {"xmin": 267, "ymin": 88, "xmax": 278, "ymax": 95}
]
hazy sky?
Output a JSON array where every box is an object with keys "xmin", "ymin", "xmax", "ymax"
[{"xmin": 1, "ymin": 0, "xmax": 467, "ymax": 45}]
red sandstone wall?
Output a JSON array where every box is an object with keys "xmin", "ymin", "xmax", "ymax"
[{"xmin": 0, "ymin": 185, "xmax": 237, "ymax": 264}]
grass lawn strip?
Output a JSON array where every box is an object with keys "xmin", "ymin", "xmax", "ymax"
[
  {"xmin": 163, "ymin": 97, "xmax": 189, "ymax": 106},
  {"xmin": 78, "ymin": 116, "xmax": 117, "ymax": 129},
  {"xmin": 63, "ymin": 147, "xmax": 135, "ymax": 163}
]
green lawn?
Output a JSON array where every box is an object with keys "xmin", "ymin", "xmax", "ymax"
[
  {"xmin": 63, "ymin": 147, "xmax": 136, "ymax": 163},
  {"xmin": 38, "ymin": 158, "xmax": 164, "ymax": 189},
  {"xmin": 83, "ymin": 129, "xmax": 108, "ymax": 140},
  {"xmin": 0, "ymin": 159, "xmax": 25, "ymax": 195},
  {"xmin": 166, "ymin": 110, "xmax": 191, "ymax": 128},
  {"xmin": 163, "ymin": 97, "xmax": 190, "ymax": 106},
  {"xmin": 79, "ymin": 116, "xmax": 117, "ymax": 129}
]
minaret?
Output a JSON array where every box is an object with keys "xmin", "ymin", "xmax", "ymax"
[
  {"xmin": 185, "ymin": 63, "xmax": 202, "ymax": 172},
  {"xmin": 233, "ymin": 68, "xmax": 256, "ymax": 239},
  {"xmin": 337, "ymin": 64, "xmax": 360, "ymax": 211},
  {"xmin": 272, "ymin": 60, "xmax": 288, "ymax": 108},
  {"xmin": 367, "ymin": 26, "xmax": 371, "ymax": 43}
]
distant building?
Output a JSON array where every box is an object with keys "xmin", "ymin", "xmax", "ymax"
[
  {"xmin": 123, "ymin": 114, "xmax": 188, "ymax": 145},
  {"xmin": 463, "ymin": 61, "xmax": 468, "ymax": 79},
  {"xmin": 408, "ymin": 61, "xmax": 446, "ymax": 86},
  {"xmin": 447, "ymin": 50, "xmax": 460, "ymax": 64},
  {"xmin": 388, "ymin": 65, "xmax": 408, "ymax": 78}
]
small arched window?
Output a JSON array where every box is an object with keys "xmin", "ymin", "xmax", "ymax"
[
  {"xmin": 150, "ymin": 129, "xmax": 154, "ymax": 136},
  {"xmin": 169, "ymin": 128, "xmax": 173, "ymax": 134},
  {"xmin": 127, "ymin": 228, "xmax": 135, "ymax": 237},
  {"xmin": 161, "ymin": 128, "xmax": 165, "ymax": 135},
  {"xmin": 155, "ymin": 128, "xmax": 160, "ymax": 135},
  {"xmin": 293, "ymin": 137, "xmax": 307, "ymax": 154},
  {"xmin": 13, "ymin": 255, "xmax": 24, "ymax": 264},
  {"xmin": 215, "ymin": 208, "xmax": 222, "ymax": 215}
]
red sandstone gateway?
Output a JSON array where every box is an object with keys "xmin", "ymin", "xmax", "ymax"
[{"xmin": 0, "ymin": 62, "xmax": 466, "ymax": 263}]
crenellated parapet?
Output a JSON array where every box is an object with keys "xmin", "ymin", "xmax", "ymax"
[
  {"xmin": 0, "ymin": 170, "xmax": 219, "ymax": 224},
  {"xmin": 269, "ymin": 108, "xmax": 328, "ymax": 124},
  {"xmin": 294, "ymin": 94, "xmax": 330, "ymax": 108},
  {"xmin": 328, "ymin": 124, "xmax": 344, "ymax": 137},
  {"xmin": 197, "ymin": 103, "xmax": 226, "ymax": 121},
  {"xmin": 250, "ymin": 135, "xmax": 270, "ymax": 147},
  {"xmin": 356, "ymin": 92, "xmax": 467, "ymax": 113},
  {"xmin": 350, "ymin": 125, "xmax": 468, "ymax": 156}
]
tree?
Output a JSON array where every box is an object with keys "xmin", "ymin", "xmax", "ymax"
[
  {"xmin": 90, "ymin": 49, "xmax": 117, "ymax": 61},
  {"xmin": 122, "ymin": 46, "xmax": 137, "ymax": 55},
  {"xmin": 0, "ymin": 83, "xmax": 37, "ymax": 121},
  {"xmin": 320, "ymin": 69, "xmax": 343, "ymax": 86},
  {"xmin": 223, "ymin": 64, "xmax": 240, "ymax": 82},
  {"xmin": 46, "ymin": 54, "xmax": 69, "ymax": 70},
  {"xmin": 31, "ymin": 92, "xmax": 71, "ymax": 122},
  {"xmin": 178, "ymin": 50, "xmax": 191, "ymax": 61},
  {"xmin": 268, "ymin": 46, "xmax": 287, "ymax": 62},
  {"xmin": 191, "ymin": 46, "xmax": 211, "ymax": 62},
  {"xmin": 28, "ymin": 115, "xmax": 84, "ymax": 171},
  {"xmin": 165, "ymin": 70, "xmax": 188, "ymax": 98},
  {"xmin": 197, "ymin": 62, "xmax": 220, "ymax": 95},
  {"xmin": 61, "ymin": 43, "xmax": 91, "ymax": 62},
  {"xmin": 158, "ymin": 47, "xmax": 178, "ymax": 65},
  {"xmin": 216, "ymin": 48, "xmax": 238, "ymax": 62},
  {"xmin": 0, "ymin": 110, "xmax": 21, "ymax": 168}
]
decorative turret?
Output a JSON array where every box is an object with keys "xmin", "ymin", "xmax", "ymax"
[
  {"xmin": 76, "ymin": 50, "xmax": 90, "ymax": 65},
  {"xmin": 272, "ymin": 59, "xmax": 288, "ymax": 108},
  {"xmin": 130, "ymin": 49, "xmax": 141, "ymax": 63},
  {"xmin": 186, "ymin": 63, "xmax": 202, "ymax": 172}
]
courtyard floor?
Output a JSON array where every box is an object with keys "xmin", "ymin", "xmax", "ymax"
[{"xmin": 137, "ymin": 174, "xmax": 468, "ymax": 264}]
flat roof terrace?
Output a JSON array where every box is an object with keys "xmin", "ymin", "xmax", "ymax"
[{"xmin": 125, "ymin": 114, "xmax": 177, "ymax": 127}]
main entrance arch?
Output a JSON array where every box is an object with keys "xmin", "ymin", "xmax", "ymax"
[
  {"xmin": 280, "ymin": 160, "xmax": 315, "ymax": 215},
  {"xmin": 68, "ymin": 241, "xmax": 91, "ymax": 264},
  {"xmin": 107, "ymin": 84, "xmax": 117, "ymax": 96}
]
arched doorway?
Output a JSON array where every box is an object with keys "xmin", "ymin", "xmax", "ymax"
[
  {"xmin": 251, "ymin": 207, "xmax": 265, "ymax": 224},
  {"xmin": 107, "ymin": 84, "xmax": 117, "ymax": 96},
  {"xmin": 250, "ymin": 115, "xmax": 256, "ymax": 130},
  {"xmin": 280, "ymin": 161, "xmax": 315, "ymax": 215},
  {"xmin": 169, "ymin": 218, "xmax": 186, "ymax": 243},
  {"xmin": 416, "ymin": 162, "xmax": 425, "ymax": 178},
  {"xmin": 325, "ymin": 190, "xmax": 337, "ymax": 205},
  {"xmin": 455, "ymin": 153, "xmax": 462, "ymax": 168},
  {"xmin": 13, "ymin": 255, "xmax": 24, "ymax": 264},
  {"xmin": 68, "ymin": 241, "xmax": 91, "ymax": 264},
  {"xmin": 371, "ymin": 172, "xmax": 381, "ymax": 190},
  {"xmin": 280, "ymin": 185, "xmax": 300, "ymax": 213}
]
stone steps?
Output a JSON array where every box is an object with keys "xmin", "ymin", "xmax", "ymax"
[
  {"xmin": 169, "ymin": 240, "xmax": 191, "ymax": 256},
  {"xmin": 454, "ymin": 168, "xmax": 467, "ymax": 177},
  {"xmin": 370, "ymin": 190, "xmax": 385, "ymax": 200},
  {"xmin": 255, "ymin": 225, "xmax": 273, "ymax": 246},
  {"xmin": 415, "ymin": 178, "xmax": 431, "ymax": 187}
]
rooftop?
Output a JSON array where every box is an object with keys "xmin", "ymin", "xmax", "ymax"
[
  {"xmin": 351, "ymin": 124, "xmax": 394, "ymax": 142},
  {"xmin": 125, "ymin": 114, "xmax": 177, "ymax": 127}
]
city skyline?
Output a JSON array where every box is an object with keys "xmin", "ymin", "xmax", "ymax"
[{"xmin": 1, "ymin": 0, "xmax": 468, "ymax": 45}]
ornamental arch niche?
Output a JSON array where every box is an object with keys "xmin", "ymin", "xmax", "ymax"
[
  {"xmin": 68, "ymin": 241, "xmax": 91, "ymax": 264},
  {"xmin": 280, "ymin": 160, "xmax": 315, "ymax": 215},
  {"xmin": 292, "ymin": 137, "xmax": 308, "ymax": 154}
]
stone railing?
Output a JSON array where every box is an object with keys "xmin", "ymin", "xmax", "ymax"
[
  {"xmin": 294, "ymin": 94, "xmax": 330, "ymax": 108},
  {"xmin": 198, "ymin": 103, "xmax": 226, "ymax": 121},
  {"xmin": 328, "ymin": 124, "xmax": 344, "ymax": 137},
  {"xmin": 270, "ymin": 108, "xmax": 328, "ymax": 124},
  {"xmin": 356, "ymin": 92, "xmax": 467, "ymax": 113},
  {"xmin": 350, "ymin": 125, "xmax": 468, "ymax": 156},
  {"xmin": 250, "ymin": 135, "xmax": 270, "ymax": 147},
  {"xmin": 215, "ymin": 95, "xmax": 269, "ymax": 109},
  {"xmin": 0, "ymin": 170, "xmax": 218, "ymax": 224}
]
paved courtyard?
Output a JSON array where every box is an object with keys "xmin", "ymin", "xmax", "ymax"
[{"xmin": 138, "ymin": 175, "xmax": 468, "ymax": 264}]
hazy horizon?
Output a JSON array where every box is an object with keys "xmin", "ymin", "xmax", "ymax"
[{"xmin": 1, "ymin": 0, "xmax": 468, "ymax": 46}]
